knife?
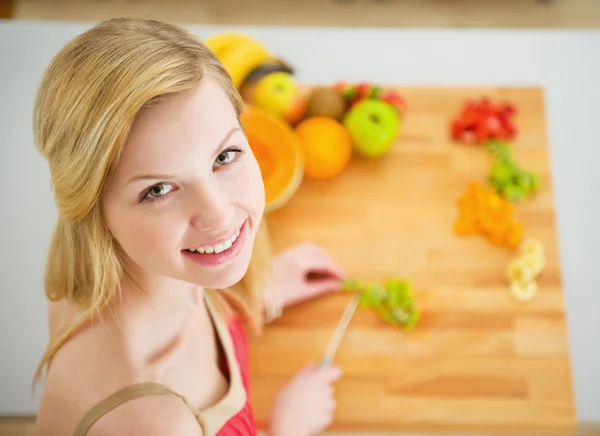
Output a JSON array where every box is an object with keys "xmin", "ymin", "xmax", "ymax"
[{"xmin": 318, "ymin": 294, "xmax": 361, "ymax": 368}]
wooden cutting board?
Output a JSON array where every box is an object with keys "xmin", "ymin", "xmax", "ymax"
[{"xmin": 247, "ymin": 87, "xmax": 575, "ymax": 434}]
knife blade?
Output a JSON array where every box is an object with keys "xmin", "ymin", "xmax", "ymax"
[{"xmin": 318, "ymin": 294, "xmax": 360, "ymax": 368}]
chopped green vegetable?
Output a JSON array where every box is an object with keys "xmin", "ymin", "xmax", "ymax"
[
  {"xmin": 485, "ymin": 141, "xmax": 540, "ymax": 202},
  {"xmin": 340, "ymin": 277, "xmax": 420, "ymax": 330}
]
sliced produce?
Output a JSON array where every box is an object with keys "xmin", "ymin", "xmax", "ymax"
[
  {"xmin": 506, "ymin": 238, "xmax": 546, "ymax": 302},
  {"xmin": 450, "ymin": 97, "xmax": 517, "ymax": 145},
  {"xmin": 486, "ymin": 141, "xmax": 541, "ymax": 202},
  {"xmin": 509, "ymin": 280, "xmax": 538, "ymax": 302},
  {"xmin": 341, "ymin": 277, "xmax": 420, "ymax": 329},
  {"xmin": 454, "ymin": 181, "xmax": 524, "ymax": 249}
]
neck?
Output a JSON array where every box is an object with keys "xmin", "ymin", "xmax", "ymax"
[
  {"xmin": 109, "ymin": 260, "xmax": 208, "ymax": 368},
  {"xmin": 121, "ymin": 267, "xmax": 203, "ymax": 314}
]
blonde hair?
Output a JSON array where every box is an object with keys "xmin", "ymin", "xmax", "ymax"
[{"xmin": 32, "ymin": 18, "xmax": 271, "ymax": 388}]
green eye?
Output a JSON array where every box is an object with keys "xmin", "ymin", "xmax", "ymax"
[
  {"xmin": 215, "ymin": 151, "xmax": 235, "ymax": 166},
  {"xmin": 148, "ymin": 183, "xmax": 172, "ymax": 198},
  {"xmin": 214, "ymin": 147, "xmax": 244, "ymax": 169}
]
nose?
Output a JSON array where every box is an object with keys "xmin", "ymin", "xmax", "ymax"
[{"xmin": 188, "ymin": 182, "xmax": 235, "ymax": 232}]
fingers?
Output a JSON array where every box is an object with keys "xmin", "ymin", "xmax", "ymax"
[
  {"xmin": 302, "ymin": 362, "xmax": 343, "ymax": 383},
  {"xmin": 316, "ymin": 412, "xmax": 334, "ymax": 432},
  {"xmin": 297, "ymin": 243, "xmax": 347, "ymax": 279},
  {"xmin": 304, "ymin": 278, "xmax": 344, "ymax": 299}
]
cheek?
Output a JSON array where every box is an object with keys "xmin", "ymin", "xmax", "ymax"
[
  {"xmin": 237, "ymin": 154, "xmax": 266, "ymax": 210},
  {"xmin": 106, "ymin": 202, "xmax": 185, "ymax": 264}
]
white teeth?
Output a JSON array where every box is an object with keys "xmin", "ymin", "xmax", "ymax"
[{"xmin": 187, "ymin": 224, "xmax": 242, "ymax": 255}]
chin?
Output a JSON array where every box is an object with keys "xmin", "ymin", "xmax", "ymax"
[{"xmin": 194, "ymin": 256, "xmax": 252, "ymax": 290}]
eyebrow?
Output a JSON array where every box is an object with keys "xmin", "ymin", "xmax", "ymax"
[{"xmin": 124, "ymin": 126, "xmax": 243, "ymax": 187}]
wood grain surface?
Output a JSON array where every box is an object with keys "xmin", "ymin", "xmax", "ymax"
[{"xmin": 248, "ymin": 87, "xmax": 576, "ymax": 434}]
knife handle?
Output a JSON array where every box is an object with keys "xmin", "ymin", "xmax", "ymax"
[{"xmin": 317, "ymin": 355, "xmax": 332, "ymax": 369}]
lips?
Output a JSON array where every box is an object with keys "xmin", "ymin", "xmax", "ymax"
[
  {"xmin": 184, "ymin": 226, "xmax": 241, "ymax": 255},
  {"xmin": 181, "ymin": 220, "xmax": 248, "ymax": 267}
]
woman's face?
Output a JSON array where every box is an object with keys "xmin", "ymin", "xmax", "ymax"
[{"xmin": 102, "ymin": 77, "xmax": 265, "ymax": 290}]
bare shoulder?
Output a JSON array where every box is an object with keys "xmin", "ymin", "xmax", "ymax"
[
  {"xmin": 85, "ymin": 394, "xmax": 203, "ymax": 436},
  {"xmin": 37, "ymin": 385, "xmax": 201, "ymax": 436},
  {"xmin": 34, "ymin": 301, "xmax": 107, "ymax": 435},
  {"xmin": 35, "ymin": 336, "xmax": 204, "ymax": 436},
  {"xmin": 36, "ymin": 300, "xmax": 202, "ymax": 436}
]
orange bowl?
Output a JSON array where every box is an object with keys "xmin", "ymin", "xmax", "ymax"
[{"xmin": 240, "ymin": 105, "xmax": 305, "ymax": 212}]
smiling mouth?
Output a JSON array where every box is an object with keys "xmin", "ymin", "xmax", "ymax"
[{"xmin": 183, "ymin": 222, "xmax": 244, "ymax": 255}]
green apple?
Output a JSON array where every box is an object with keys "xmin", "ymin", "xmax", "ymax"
[{"xmin": 343, "ymin": 99, "xmax": 400, "ymax": 158}]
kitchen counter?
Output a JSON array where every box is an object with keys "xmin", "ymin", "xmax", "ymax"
[{"xmin": 0, "ymin": 19, "xmax": 599, "ymax": 428}]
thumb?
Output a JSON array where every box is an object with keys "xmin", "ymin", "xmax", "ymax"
[{"xmin": 316, "ymin": 364, "xmax": 343, "ymax": 383}]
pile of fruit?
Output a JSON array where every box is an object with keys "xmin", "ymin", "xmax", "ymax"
[
  {"xmin": 505, "ymin": 238, "xmax": 547, "ymax": 302},
  {"xmin": 205, "ymin": 32, "xmax": 548, "ymax": 316},
  {"xmin": 487, "ymin": 141, "xmax": 540, "ymax": 202},
  {"xmin": 204, "ymin": 32, "xmax": 418, "ymax": 328},
  {"xmin": 450, "ymin": 97, "xmax": 517, "ymax": 145},
  {"xmin": 450, "ymin": 97, "xmax": 545, "ymax": 302},
  {"xmin": 454, "ymin": 181, "xmax": 524, "ymax": 249},
  {"xmin": 204, "ymin": 32, "xmax": 406, "ymax": 212}
]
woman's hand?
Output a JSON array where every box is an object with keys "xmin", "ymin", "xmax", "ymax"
[
  {"xmin": 270, "ymin": 242, "xmax": 346, "ymax": 308},
  {"xmin": 268, "ymin": 363, "xmax": 342, "ymax": 436}
]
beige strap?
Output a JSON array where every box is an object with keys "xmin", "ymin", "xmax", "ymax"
[{"xmin": 73, "ymin": 382, "xmax": 197, "ymax": 436}]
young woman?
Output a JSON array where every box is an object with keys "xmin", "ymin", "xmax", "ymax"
[{"xmin": 32, "ymin": 18, "xmax": 346, "ymax": 436}]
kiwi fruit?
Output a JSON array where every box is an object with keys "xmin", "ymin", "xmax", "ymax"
[{"xmin": 304, "ymin": 87, "xmax": 347, "ymax": 121}]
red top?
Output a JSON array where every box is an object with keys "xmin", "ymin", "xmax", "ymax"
[{"xmin": 215, "ymin": 314, "xmax": 259, "ymax": 435}]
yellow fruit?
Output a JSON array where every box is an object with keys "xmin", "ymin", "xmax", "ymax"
[
  {"xmin": 520, "ymin": 252, "xmax": 547, "ymax": 276},
  {"xmin": 253, "ymin": 72, "xmax": 308, "ymax": 125},
  {"xmin": 509, "ymin": 280, "xmax": 538, "ymax": 302},
  {"xmin": 204, "ymin": 32, "xmax": 253, "ymax": 58},
  {"xmin": 294, "ymin": 117, "xmax": 353, "ymax": 180},
  {"xmin": 505, "ymin": 257, "xmax": 534, "ymax": 284},
  {"xmin": 519, "ymin": 237, "xmax": 544, "ymax": 258},
  {"xmin": 240, "ymin": 105, "xmax": 304, "ymax": 212},
  {"xmin": 505, "ymin": 237, "xmax": 546, "ymax": 303},
  {"xmin": 219, "ymin": 38, "xmax": 273, "ymax": 89}
]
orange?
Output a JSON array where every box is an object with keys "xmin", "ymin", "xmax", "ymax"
[{"xmin": 294, "ymin": 116, "xmax": 353, "ymax": 180}]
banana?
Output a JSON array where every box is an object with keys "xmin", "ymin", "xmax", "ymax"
[
  {"xmin": 519, "ymin": 237, "xmax": 544, "ymax": 258},
  {"xmin": 520, "ymin": 251, "xmax": 546, "ymax": 276},
  {"xmin": 505, "ymin": 237, "xmax": 546, "ymax": 302},
  {"xmin": 510, "ymin": 280, "xmax": 538, "ymax": 302},
  {"xmin": 219, "ymin": 38, "xmax": 274, "ymax": 89},
  {"xmin": 203, "ymin": 32, "xmax": 254, "ymax": 58},
  {"xmin": 505, "ymin": 257, "xmax": 534, "ymax": 284}
]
